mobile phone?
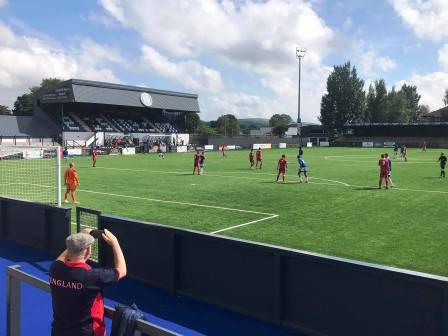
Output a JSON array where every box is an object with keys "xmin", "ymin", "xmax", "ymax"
[{"xmin": 90, "ymin": 230, "xmax": 105, "ymax": 239}]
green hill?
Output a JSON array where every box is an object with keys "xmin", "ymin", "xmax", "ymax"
[{"xmin": 238, "ymin": 118, "xmax": 269, "ymax": 129}]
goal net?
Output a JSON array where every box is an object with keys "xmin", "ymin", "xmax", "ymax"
[{"xmin": 0, "ymin": 146, "xmax": 61, "ymax": 206}]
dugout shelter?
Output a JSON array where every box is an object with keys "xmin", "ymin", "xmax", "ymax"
[{"xmin": 340, "ymin": 122, "xmax": 448, "ymax": 147}]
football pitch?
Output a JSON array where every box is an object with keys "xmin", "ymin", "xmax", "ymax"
[{"xmin": 64, "ymin": 147, "xmax": 448, "ymax": 277}]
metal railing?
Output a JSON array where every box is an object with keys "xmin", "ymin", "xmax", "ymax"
[{"xmin": 6, "ymin": 265, "xmax": 180, "ymax": 336}]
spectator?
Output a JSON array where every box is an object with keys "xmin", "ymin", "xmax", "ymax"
[{"xmin": 49, "ymin": 230, "xmax": 127, "ymax": 336}]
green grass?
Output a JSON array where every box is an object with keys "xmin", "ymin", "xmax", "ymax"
[{"xmin": 61, "ymin": 147, "xmax": 448, "ymax": 276}]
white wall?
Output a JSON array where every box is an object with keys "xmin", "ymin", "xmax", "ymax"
[{"xmin": 63, "ymin": 132, "xmax": 94, "ymax": 141}]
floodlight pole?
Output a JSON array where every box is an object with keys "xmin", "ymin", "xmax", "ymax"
[{"xmin": 296, "ymin": 47, "xmax": 306, "ymax": 146}]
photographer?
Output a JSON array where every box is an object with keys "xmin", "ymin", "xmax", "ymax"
[{"xmin": 49, "ymin": 229, "xmax": 126, "ymax": 336}]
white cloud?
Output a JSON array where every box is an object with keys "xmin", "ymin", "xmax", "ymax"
[
  {"xmin": 397, "ymin": 72, "xmax": 448, "ymax": 110},
  {"xmin": 0, "ymin": 21, "xmax": 122, "ymax": 107},
  {"xmin": 438, "ymin": 44, "xmax": 448, "ymax": 70},
  {"xmin": 141, "ymin": 45, "xmax": 222, "ymax": 93},
  {"xmin": 357, "ymin": 46, "xmax": 397, "ymax": 77},
  {"xmin": 0, "ymin": 0, "xmax": 7, "ymax": 8},
  {"xmin": 391, "ymin": 0, "xmax": 448, "ymax": 41},
  {"xmin": 377, "ymin": 56, "xmax": 397, "ymax": 72},
  {"xmin": 82, "ymin": 11, "xmax": 118, "ymax": 27},
  {"xmin": 100, "ymin": 0, "xmax": 334, "ymax": 122}
]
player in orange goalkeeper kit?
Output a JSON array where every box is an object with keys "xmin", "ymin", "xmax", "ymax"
[{"xmin": 64, "ymin": 162, "xmax": 79, "ymax": 204}]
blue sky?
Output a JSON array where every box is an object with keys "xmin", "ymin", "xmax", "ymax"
[{"xmin": 0, "ymin": 0, "xmax": 447, "ymax": 122}]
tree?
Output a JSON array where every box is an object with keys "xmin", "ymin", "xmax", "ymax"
[
  {"xmin": 185, "ymin": 113, "xmax": 200, "ymax": 133},
  {"xmin": 319, "ymin": 62, "xmax": 366, "ymax": 134},
  {"xmin": 369, "ymin": 79, "xmax": 388, "ymax": 122},
  {"xmin": 417, "ymin": 104, "xmax": 430, "ymax": 121},
  {"xmin": 271, "ymin": 125, "xmax": 289, "ymax": 137},
  {"xmin": 400, "ymin": 84, "xmax": 421, "ymax": 122},
  {"xmin": 12, "ymin": 77, "xmax": 63, "ymax": 116},
  {"xmin": 384, "ymin": 87, "xmax": 409, "ymax": 123},
  {"xmin": 215, "ymin": 114, "xmax": 240, "ymax": 136},
  {"xmin": 269, "ymin": 114, "xmax": 293, "ymax": 127},
  {"xmin": 269, "ymin": 114, "xmax": 292, "ymax": 137},
  {"xmin": 196, "ymin": 123, "xmax": 216, "ymax": 135},
  {"xmin": 12, "ymin": 93, "xmax": 34, "ymax": 116},
  {"xmin": 443, "ymin": 88, "xmax": 448, "ymax": 106},
  {"xmin": 364, "ymin": 84, "xmax": 376, "ymax": 122},
  {"xmin": 0, "ymin": 105, "xmax": 11, "ymax": 115}
]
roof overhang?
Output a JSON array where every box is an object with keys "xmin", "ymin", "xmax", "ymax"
[{"xmin": 35, "ymin": 79, "xmax": 200, "ymax": 113}]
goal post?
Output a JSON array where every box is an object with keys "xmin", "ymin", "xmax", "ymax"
[{"xmin": 0, "ymin": 146, "xmax": 62, "ymax": 206}]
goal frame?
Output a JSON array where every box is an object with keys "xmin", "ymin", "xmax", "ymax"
[{"xmin": 0, "ymin": 145, "xmax": 62, "ymax": 206}]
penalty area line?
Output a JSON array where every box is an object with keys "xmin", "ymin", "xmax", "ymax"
[
  {"xmin": 211, "ymin": 214, "xmax": 279, "ymax": 234},
  {"xmin": 78, "ymin": 188, "xmax": 276, "ymax": 216},
  {"xmin": 78, "ymin": 188, "xmax": 280, "ymax": 235}
]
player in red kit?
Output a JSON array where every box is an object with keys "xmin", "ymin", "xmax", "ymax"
[
  {"xmin": 276, "ymin": 154, "xmax": 288, "ymax": 182},
  {"xmin": 255, "ymin": 147, "xmax": 262, "ymax": 169},
  {"xmin": 193, "ymin": 150, "xmax": 201, "ymax": 175},
  {"xmin": 221, "ymin": 145, "xmax": 227, "ymax": 158},
  {"xmin": 249, "ymin": 149, "xmax": 255, "ymax": 169},
  {"xmin": 92, "ymin": 148, "xmax": 97, "ymax": 167},
  {"xmin": 378, "ymin": 154, "xmax": 389, "ymax": 189}
]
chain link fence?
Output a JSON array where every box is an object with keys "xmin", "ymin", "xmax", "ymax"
[{"xmin": 76, "ymin": 207, "xmax": 101, "ymax": 261}]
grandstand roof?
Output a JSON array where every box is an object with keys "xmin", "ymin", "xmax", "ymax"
[
  {"xmin": 422, "ymin": 106, "xmax": 448, "ymax": 119},
  {"xmin": 345, "ymin": 122, "xmax": 448, "ymax": 126},
  {"xmin": 35, "ymin": 79, "xmax": 200, "ymax": 113},
  {"xmin": 0, "ymin": 115, "xmax": 58, "ymax": 137}
]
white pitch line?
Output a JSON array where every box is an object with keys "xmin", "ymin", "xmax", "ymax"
[
  {"xmin": 97, "ymin": 168, "xmax": 448, "ymax": 196},
  {"xmin": 211, "ymin": 214, "xmax": 279, "ymax": 234},
  {"xmin": 0, "ymin": 181, "xmax": 280, "ymax": 233},
  {"xmin": 94, "ymin": 166, "xmax": 346, "ymax": 186},
  {"xmin": 78, "ymin": 188, "xmax": 276, "ymax": 216},
  {"xmin": 77, "ymin": 188, "xmax": 279, "ymax": 234}
]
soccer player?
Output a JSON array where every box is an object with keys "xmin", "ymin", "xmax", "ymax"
[
  {"xmin": 378, "ymin": 154, "xmax": 389, "ymax": 189},
  {"xmin": 157, "ymin": 146, "xmax": 164, "ymax": 159},
  {"xmin": 255, "ymin": 147, "xmax": 263, "ymax": 169},
  {"xmin": 298, "ymin": 157, "xmax": 309, "ymax": 183},
  {"xmin": 276, "ymin": 154, "xmax": 287, "ymax": 182},
  {"xmin": 393, "ymin": 144, "xmax": 398, "ymax": 159},
  {"xmin": 221, "ymin": 145, "xmax": 227, "ymax": 158},
  {"xmin": 64, "ymin": 162, "xmax": 79, "ymax": 204},
  {"xmin": 438, "ymin": 152, "xmax": 447, "ymax": 178},
  {"xmin": 193, "ymin": 150, "xmax": 200, "ymax": 175},
  {"xmin": 92, "ymin": 147, "xmax": 97, "ymax": 167},
  {"xmin": 402, "ymin": 145, "xmax": 408, "ymax": 162},
  {"xmin": 385, "ymin": 153, "xmax": 394, "ymax": 187},
  {"xmin": 298, "ymin": 146, "xmax": 304, "ymax": 159},
  {"xmin": 422, "ymin": 141, "xmax": 427, "ymax": 152},
  {"xmin": 63, "ymin": 147, "xmax": 69, "ymax": 162},
  {"xmin": 199, "ymin": 151, "xmax": 206, "ymax": 175},
  {"xmin": 249, "ymin": 149, "xmax": 255, "ymax": 169}
]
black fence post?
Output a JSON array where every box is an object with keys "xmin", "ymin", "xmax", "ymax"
[
  {"xmin": 0, "ymin": 199, "xmax": 6, "ymax": 238},
  {"xmin": 274, "ymin": 253, "xmax": 284, "ymax": 324},
  {"xmin": 76, "ymin": 206, "xmax": 81, "ymax": 233},
  {"xmin": 169, "ymin": 232, "xmax": 179, "ymax": 294}
]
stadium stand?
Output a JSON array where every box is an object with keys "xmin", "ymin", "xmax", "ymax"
[
  {"xmin": 340, "ymin": 122, "xmax": 448, "ymax": 147},
  {"xmin": 35, "ymin": 79, "xmax": 194, "ymax": 136},
  {"xmin": 62, "ymin": 115, "xmax": 81, "ymax": 131},
  {"xmin": 0, "ymin": 79, "xmax": 196, "ymax": 148}
]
